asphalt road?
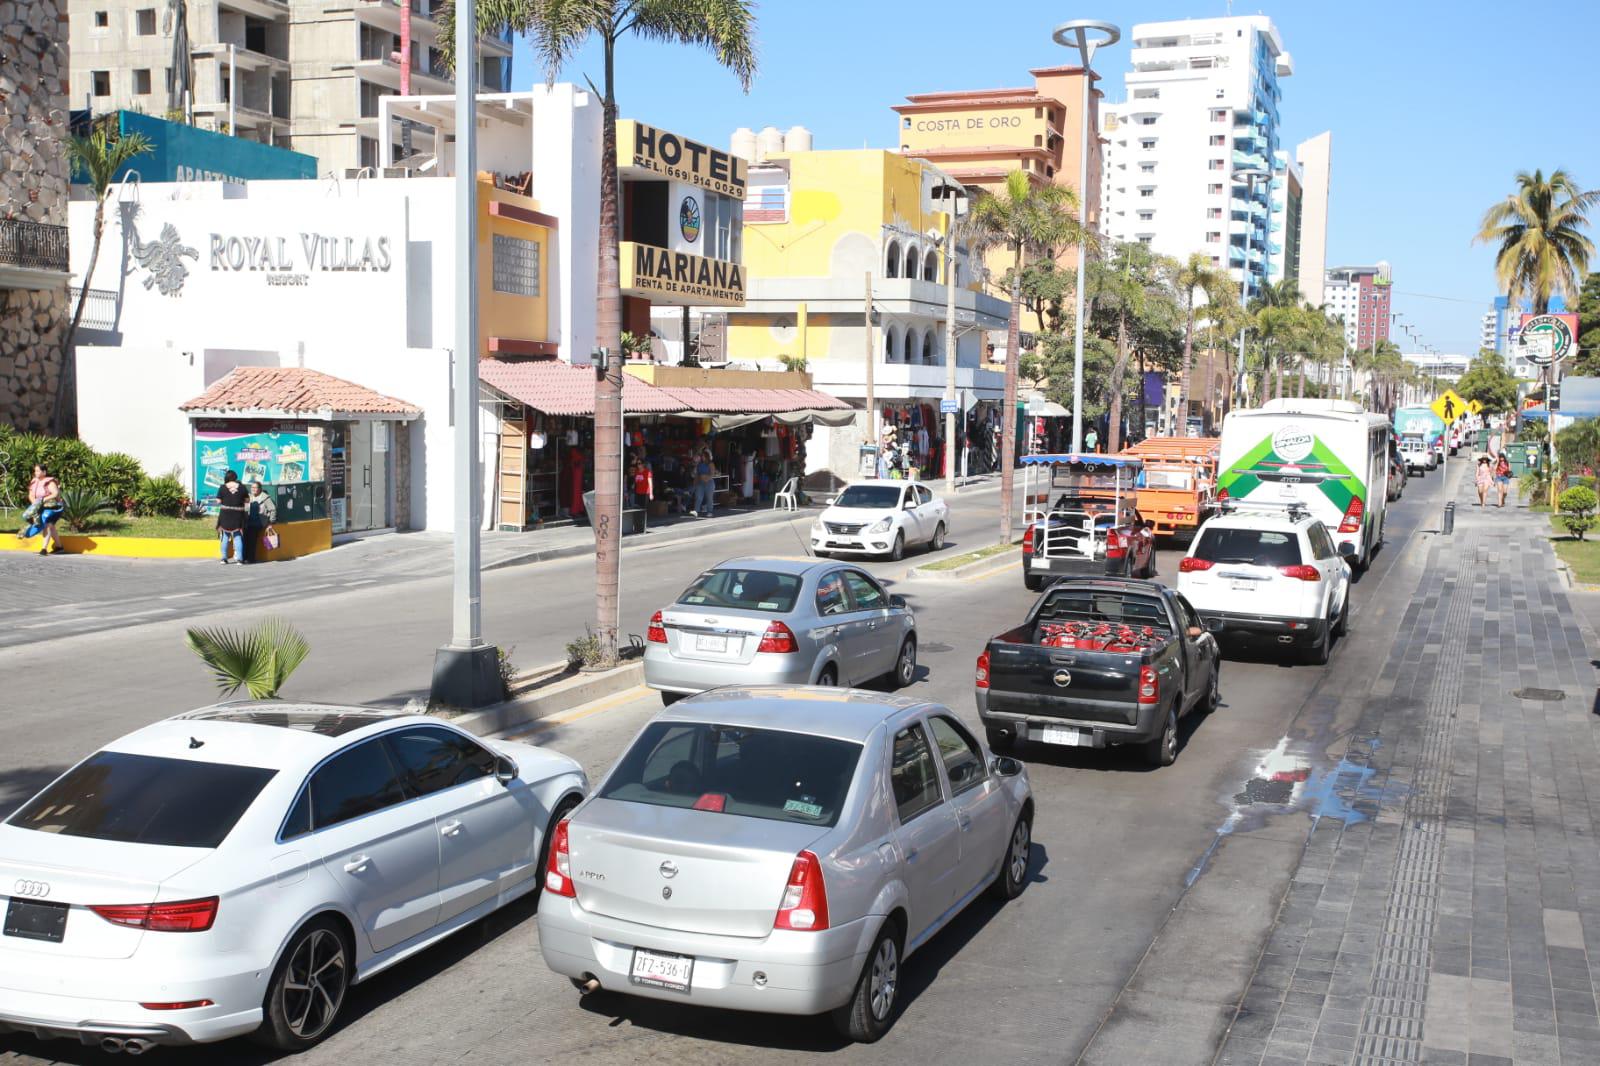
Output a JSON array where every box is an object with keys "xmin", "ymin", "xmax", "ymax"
[{"xmin": 0, "ymin": 468, "xmax": 1451, "ymax": 1065}]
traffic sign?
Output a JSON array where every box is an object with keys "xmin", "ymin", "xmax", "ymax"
[
  {"xmin": 1467, "ymin": 399, "xmax": 1484, "ymax": 415},
  {"xmin": 940, "ymin": 398, "xmax": 959, "ymax": 414},
  {"xmin": 1522, "ymin": 314, "xmax": 1574, "ymax": 365},
  {"xmin": 1431, "ymin": 389, "xmax": 1467, "ymax": 425}
]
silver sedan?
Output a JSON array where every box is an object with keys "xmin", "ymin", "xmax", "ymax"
[
  {"xmin": 644, "ymin": 557, "xmax": 918, "ymax": 702},
  {"xmin": 536, "ymin": 687, "xmax": 1034, "ymax": 1042}
]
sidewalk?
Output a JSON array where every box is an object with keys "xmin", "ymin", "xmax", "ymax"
[{"xmin": 1217, "ymin": 468, "xmax": 1600, "ymax": 1065}]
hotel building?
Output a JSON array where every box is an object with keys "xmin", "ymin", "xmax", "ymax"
[{"xmin": 1325, "ymin": 263, "xmax": 1394, "ymax": 351}]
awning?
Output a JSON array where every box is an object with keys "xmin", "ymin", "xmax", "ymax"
[
  {"xmin": 654, "ymin": 386, "xmax": 852, "ymax": 415},
  {"xmin": 478, "ymin": 358, "xmax": 686, "ymax": 415},
  {"xmin": 180, "ymin": 367, "xmax": 420, "ymax": 421}
]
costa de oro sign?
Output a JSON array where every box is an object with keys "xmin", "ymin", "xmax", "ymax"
[
  {"xmin": 619, "ymin": 120, "xmax": 746, "ymax": 200},
  {"xmin": 620, "ymin": 241, "xmax": 744, "ymax": 306}
]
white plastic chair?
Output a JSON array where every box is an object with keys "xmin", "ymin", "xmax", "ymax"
[{"xmin": 773, "ymin": 477, "xmax": 799, "ymax": 512}]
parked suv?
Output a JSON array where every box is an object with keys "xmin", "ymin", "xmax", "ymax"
[{"xmin": 1175, "ymin": 507, "xmax": 1352, "ymax": 664}]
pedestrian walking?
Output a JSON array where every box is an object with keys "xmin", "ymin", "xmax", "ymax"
[
  {"xmin": 17, "ymin": 464, "xmax": 57, "ymax": 537},
  {"xmin": 1474, "ymin": 455, "xmax": 1493, "ymax": 506},
  {"xmin": 20, "ymin": 465, "xmax": 65, "ymax": 555},
  {"xmin": 242, "ymin": 481, "xmax": 277, "ymax": 564},
  {"xmin": 215, "ymin": 470, "xmax": 248, "ymax": 563},
  {"xmin": 1085, "ymin": 427, "xmax": 1100, "ymax": 454},
  {"xmin": 1494, "ymin": 453, "xmax": 1512, "ymax": 508},
  {"xmin": 692, "ymin": 448, "xmax": 717, "ymax": 517}
]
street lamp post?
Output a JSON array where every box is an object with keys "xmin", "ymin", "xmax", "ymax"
[
  {"xmin": 1052, "ymin": 19, "xmax": 1119, "ymax": 455},
  {"xmin": 1232, "ymin": 166, "xmax": 1268, "ymax": 408},
  {"xmin": 933, "ymin": 182, "xmax": 968, "ymax": 496}
]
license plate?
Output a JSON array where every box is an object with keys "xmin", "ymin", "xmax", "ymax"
[
  {"xmin": 1229, "ymin": 580, "xmax": 1255, "ymax": 592},
  {"xmin": 630, "ymin": 948, "xmax": 694, "ymax": 992},
  {"xmin": 4, "ymin": 898, "xmax": 68, "ymax": 943},
  {"xmin": 1038, "ymin": 725, "xmax": 1088, "ymax": 747},
  {"xmin": 694, "ymin": 634, "xmax": 728, "ymax": 653}
]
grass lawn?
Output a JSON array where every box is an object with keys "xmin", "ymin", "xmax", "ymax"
[
  {"xmin": 1, "ymin": 506, "xmax": 218, "ymax": 540},
  {"xmin": 920, "ymin": 540, "xmax": 1017, "ymax": 571},
  {"xmin": 1547, "ymin": 514, "xmax": 1600, "ymax": 585}
]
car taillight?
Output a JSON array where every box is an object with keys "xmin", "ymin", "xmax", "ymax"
[
  {"xmin": 1338, "ymin": 496, "xmax": 1364, "ymax": 534},
  {"xmin": 141, "ymin": 1000, "xmax": 214, "ymax": 1010},
  {"xmin": 1138, "ymin": 665, "xmax": 1159, "ymax": 705},
  {"xmin": 647, "ymin": 610, "xmax": 667, "ymax": 643},
  {"xmin": 1217, "ymin": 487, "xmax": 1229, "ymax": 501},
  {"xmin": 757, "ymin": 621, "xmax": 798, "ymax": 654},
  {"xmin": 1178, "ymin": 557, "xmax": 1213, "ymax": 572},
  {"xmin": 1022, "ymin": 523, "xmax": 1035, "ymax": 556},
  {"xmin": 1105, "ymin": 529, "xmax": 1126, "ymax": 559},
  {"xmin": 975, "ymin": 649, "xmax": 990, "ymax": 689},
  {"xmin": 544, "ymin": 818, "xmax": 576, "ymax": 898},
  {"xmin": 90, "ymin": 897, "xmax": 218, "ymax": 932},
  {"xmin": 774, "ymin": 850, "xmax": 830, "ymax": 931},
  {"xmin": 1279, "ymin": 564, "xmax": 1322, "ymax": 582}
]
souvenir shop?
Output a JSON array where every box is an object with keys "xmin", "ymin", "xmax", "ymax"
[{"xmin": 876, "ymin": 401, "xmax": 943, "ymax": 479}]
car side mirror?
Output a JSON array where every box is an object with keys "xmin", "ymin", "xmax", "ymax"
[
  {"xmin": 1337, "ymin": 542, "xmax": 1357, "ymax": 559},
  {"xmin": 991, "ymin": 756, "xmax": 1024, "ymax": 777},
  {"xmin": 1205, "ymin": 617, "xmax": 1225, "ymax": 633},
  {"xmin": 889, "ymin": 594, "xmax": 908, "ymax": 609},
  {"xmin": 494, "ymin": 754, "xmax": 517, "ymax": 786},
  {"xmin": 1187, "ymin": 625, "xmax": 1204, "ymax": 639}
]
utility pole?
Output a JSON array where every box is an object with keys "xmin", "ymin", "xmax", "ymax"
[
  {"xmin": 399, "ymin": 0, "xmax": 412, "ymax": 157},
  {"xmin": 864, "ymin": 270, "xmax": 875, "ymax": 452},
  {"xmin": 941, "ymin": 197, "xmax": 962, "ymax": 495}
]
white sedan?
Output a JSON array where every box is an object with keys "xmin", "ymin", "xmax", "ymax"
[
  {"xmin": 0, "ymin": 703, "xmax": 586, "ymax": 1054},
  {"xmin": 811, "ymin": 481, "xmax": 949, "ymax": 561}
]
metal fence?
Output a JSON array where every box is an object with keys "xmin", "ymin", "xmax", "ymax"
[{"xmin": 0, "ymin": 219, "xmax": 69, "ymax": 273}]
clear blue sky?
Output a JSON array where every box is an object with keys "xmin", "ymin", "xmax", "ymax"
[{"xmin": 510, "ymin": 0, "xmax": 1599, "ymax": 356}]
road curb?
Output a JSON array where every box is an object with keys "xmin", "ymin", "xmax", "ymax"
[
  {"xmin": 445, "ymin": 660, "xmax": 645, "ymax": 735},
  {"xmin": 482, "ymin": 507, "xmax": 817, "ymax": 572},
  {"xmin": 904, "ymin": 544, "xmax": 1019, "ymax": 581}
]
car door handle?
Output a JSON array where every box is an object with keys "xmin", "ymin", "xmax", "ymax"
[
  {"xmin": 957, "ymin": 812, "xmax": 972, "ymax": 830},
  {"xmin": 440, "ymin": 820, "xmax": 463, "ymax": 838},
  {"xmin": 905, "ymin": 848, "xmax": 919, "ymax": 863},
  {"xmin": 867, "ymin": 621, "xmax": 878, "ymax": 629},
  {"xmin": 343, "ymin": 855, "xmax": 371, "ymax": 874}
]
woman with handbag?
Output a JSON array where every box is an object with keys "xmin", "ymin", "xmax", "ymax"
[{"xmin": 243, "ymin": 481, "xmax": 278, "ymax": 564}]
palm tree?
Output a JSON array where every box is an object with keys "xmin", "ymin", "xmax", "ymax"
[
  {"xmin": 969, "ymin": 170, "xmax": 1083, "ymax": 542},
  {"xmin": 54, "ymin": 128, "xmax": 153, "ymax": 436},
  {"xmin": 186, "ymin": 618, "xmax": 310, "ymax": 699},
  {"xmin": 1173, "ymin": 253, "xmax": 1226, "ymax": 433},
  {"xmin": 1475, "ymin": 169, "xmax": 1598, "ymax": 313},
  {"xmin": 446, "ymin": 0, "xmax": 756, "ymax": 662}
]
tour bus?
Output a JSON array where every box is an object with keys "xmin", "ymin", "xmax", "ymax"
[
  {"xmin": 1394, "ymin": 405, "xmax": 1447, "ymax": 464},
  {"xmin": 1216, "ymin": 399, "xmax": 1392, "ymax": 570}
]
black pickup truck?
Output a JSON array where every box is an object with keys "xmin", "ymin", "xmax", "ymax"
[{"xmin": 975, "ymin": 578, "xmax": 1221, "ymax": 767}]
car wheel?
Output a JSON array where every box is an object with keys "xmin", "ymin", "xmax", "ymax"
[
  {"xmin": 533, "ymin": 794, "xmax": 583, "ymax": 908},
  {"xmin": 986, "ymin": 726, "xmax": 1015, "ymax": 752},
  {"xmin": 890, "ymin": 637, "xmax": 916, "ymax": 690},
  {"xmin": 889, "ymin": 531, "xmax": 905, "ymax": 562},
  {"xmin": 252, "ymin": 917, "xmax": 352, "ymax": 1052},
  {"xmin": 815, "ymin": 664, "xmax": 838, "ymax": 687},
  {"xmin": 1305, "ymin": 619, "xmax": 1331, "ymax": 666},
  {"xmin": 1205, "ymin": 660, "xmax": 1222, "ymax": 712},
  {"xmin": 832, "ymin": 924, "xmax": 902, "ymax": 1043},
  {"xmin": 988, "ymin": 811, "xmax": 1032, "ymax": 901},
  {"xmin": 1144, "ymin": 706, "xmax": 1179, "ymax": 768},
  {"xmin": 1024, "ymin": 574, "xmax": 1044, "ymax": 592},
  {"xmin": 1333, "ymin": 594, "xmax": 1349, "ymax": 638},
  {"xmin": 928, "ymin": 522, "xmax": 946, "ymax": 552}
]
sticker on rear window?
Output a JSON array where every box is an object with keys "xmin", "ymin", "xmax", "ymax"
[
  {"xmin": 783, "ymin": 798, "xmax": 823, "ymax": 819},
  {"xmin": 1260, "ymin": 533, "xmax": 1290, "ymax": 544}
]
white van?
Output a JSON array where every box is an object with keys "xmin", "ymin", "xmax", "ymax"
[{"xmin": 1216, "ymin": 399, "xmax": 1391, "ymax": 569}]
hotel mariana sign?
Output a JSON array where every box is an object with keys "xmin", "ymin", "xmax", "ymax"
[
  {"xmin": 621, "ymin": 241, "xmax": 744, "ymax": 306},
  {"xmin": 620, "ymin": 120, "xmax": 747, "ymax": 200}
]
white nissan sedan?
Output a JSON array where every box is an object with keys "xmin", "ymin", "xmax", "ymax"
[
  {"xmin": 811, "ymin": 481, "xmax": 949, "ymax": 561},
  {"xmin": 0, "ymin": 703, "xmax": 586, "ymax": 1054}
]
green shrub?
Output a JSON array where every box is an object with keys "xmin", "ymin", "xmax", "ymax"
[
  {"xmin": 1, "ymin": 432, "xmax": 96, "ymax": 503},
  {"xmin": 58, "ymin": 487, "xmax": 117, "ymax": 532},
  {"xmin": 1559, "ymin": 485, "xmax": 1598, "ymax": 540},
  {"xmin": 133, "ymin": 473, "xmax": 187, "ymax": 517},
  {"xmin": 87, "ymin": 451, "xmax": 146, "ymax": 510}
]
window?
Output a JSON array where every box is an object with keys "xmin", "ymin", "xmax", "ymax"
[
  {"xmin": 492, "ymin": 234, "xmax": 540, "ymax": 297},
  {"xmin": 93, "ymin": 10, "xmax": 108, "ymax": 28},
  {"xmin": 92, "ymin": 70, "xmax": 110, "ymax": 96},
  {"xmin": 1209, "ymin": 135, "xmax": 1226, "ymax": 146},
  {"xmin": 677, "ymin": 567, "xmax": 802, "ymax": 613},
  {"xmin": 1307, "ymin": 523, "xmax": 1337, "ymax": 560},
  {"xmin": 1177, "ymin": 597, "xmax": 1203, "ymax": 633},
  {"xmin": 891, "ymin": 725, "xmax": 942, "ymax": 823},
  {"xmin": 1208, "ymin": 183, "xmax": 1224, "ymax": 194},
  {"xmin": 1211, "ymin": 108, "xmax": 1227, "ymax": 122},
  {"xmin": 1206, "ymin": 231, "xmax": 1222, "ymax": 242},
  {"xmin": 1192, "ymin": 527, "xmax": 1304, "ymax": 567},
  {"xmin": 923, "ymin": 249, "xmax": 938, "ymax": 283},
  {"xmin": 842, "ymin": 570, "xmax": 887, "ymax": 611},
  {"xmin": 1207, "ymin": 207, "xmax": 1223, "ymax": 219},
  {"xmin": 1140, "ymin": 139, "xmax": 1156, "ymax": 150},
  {"xmin": 384, "ymin": 726, "xmax": 497, "ymax": 796},
  {"xmin": 885, "ymin": 240, "xmax": 901, "ymax": 279},
  {"xmin": 1139, "ymin": 188, "xmax": 1154, "ymax": 198},
  {"xmin": 1138, "ymin": 236, "xmax": 1153, "ymax": 245},
  {"xmin": 600, "ymin": 722, "xmax": 862, "ymax": 828},
  {"xmin": 927, "ymin": 716, "xmax": 986, "ymax": 795},
  {"xmin": 1134, "ymin": 88, "xmax": 1160, "ymax": 100},
  {"xmin": 132, "ymin": 69, "xmax": 152, "ymax": 95},
  {"xmin": 816, "ymin": 572, "xmax": 850, "ymax": 616},
  {"xmin": 282, "ymin": 788, "xmax": 311, "ymax": 840},
  {"xmin": 1209, "ymin": 159, "xmax": 1225, "ymax": 171},
  {"xmin": 8, "ymin": 752, "xmax": 277, "ymax": 848},
  {"xmin": 1034, "ymin": 134, "xmax": 1043, "ymax": 148},
  {"xmin": 310, "ymin": 741, "xmax": 408, "ymax": 829},
  {"xmin": 831, "ymin": 483, "xmax": 901, "ymax": 509},
  {"xmin": 1139, "ymin": 211, "xmax": 1154, "ymax": 222},
  {"xmin": 902, "ymin": 117, "xmax": 911, "ymax": 129},
  {"xmin": 914, "ymin": 485, "xmax": 933, "ymax": 505},
  {"xmin": 1139, "ymin": 162, "xmax": 1155, "ymax": 173},
  {"xmin": 1139, "ymin": 117, "xmax": 1156, "ymax": 126},
  {"xmin": 135, "ymin": 7, "xmax": 156, "ymax": 34}
]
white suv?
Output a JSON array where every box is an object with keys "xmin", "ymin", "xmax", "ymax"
[{"xmin": 1175, "ymin": 507, "xmax": 1352, "ymax": 665}]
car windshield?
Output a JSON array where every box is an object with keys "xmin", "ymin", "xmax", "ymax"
[
  {"xmin": 1143, "ymin": 468, "xmax": 1193, "ymax": 490},
  {"xmin": 834, "ymin": 485, "xmax": 901, "ymax": 509},
  {"xmin": 1194, "ymin": 527, "xmax": 1304, "ymax": 567},
  {"xmin": 601, "ymin": 721, "xmax": 862, "ymax": 827},
  {"xmin": 677, "ymin": 568, "xmax": 802, "ymax": 613},
  {"xmin": 7, "ymin": 751, "xmax": 277, "ymax": 848}
]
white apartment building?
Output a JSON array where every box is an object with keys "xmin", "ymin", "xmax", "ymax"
[
  {"xmin": 1481, "ymin": 309, "xmax": 1498, "ymax": 353},
  {"xmin": 1325, "ymin": 262, "xmax": 1393, "ymax": 351},
  {"xmin": 1294, "ymin": 132, "xmax": 1332, "ymax": 306},
  {"xmin": 68, "ymin": 0, "xmax": 512, "ymax": 173},
  {"xmin": 1100, "ymin": 15, "xmax": 1293, "ymax": 305}
]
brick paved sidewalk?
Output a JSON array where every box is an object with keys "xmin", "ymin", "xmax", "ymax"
[{"xmin": 1217, "ymin": 470, "xmax": 1600, "ymax": 1066}]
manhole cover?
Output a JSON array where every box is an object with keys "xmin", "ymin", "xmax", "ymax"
[
  {"xmin": 1513, "ymin": 687, "xmax": 1566, "ymax": 701},
  {"xmin": 920, "ymin": 642, "xmax": 954, "ymax": 654}
]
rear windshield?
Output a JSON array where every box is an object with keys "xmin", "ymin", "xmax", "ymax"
[
  {"xmin": 1194, "ymin": 527, "xmax": 1304, "ymax": 567},
  {"xmin": 834, "ymin": 485, "xmax": 901, "ymax": 509},
  {"xmin": 677, "ymin": 568, "xmax": 801, "ymax": 613},
  {"xmin": 7, "ymin": 752, "xmax": 276, "ymax": 848},
  {"xmin": 1143, "ymin": 469, "xmax": 1193, "ymax": 490},
  {"xmin": 601, "ymin": 721, "xmax": 861, "ymax": 828},
  {"xmin": 1035, "ymin": 590, "xmax": 1170, "ymax": 632}
]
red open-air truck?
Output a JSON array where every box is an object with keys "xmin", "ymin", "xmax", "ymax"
[{"xmin": 1119, "ymin": 437, "xmax": 1220, "ymax": 542}]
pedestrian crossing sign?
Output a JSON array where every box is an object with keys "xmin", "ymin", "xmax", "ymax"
[
  {"xmin": 1431, "ymin": 389, "xmax": 1467, "ymax": 425},
  {"xmin": 1467, "ymin": 399, "xmax": 1484, "ymax": 415}
]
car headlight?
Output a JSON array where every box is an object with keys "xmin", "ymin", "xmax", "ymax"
[
  {"xmin": 867, "ymin": 517, "xmax": 892, "ymax": 534},
  {"xmin": 811, "ymin": 521, "xmax": 824, "ymax": 536}
]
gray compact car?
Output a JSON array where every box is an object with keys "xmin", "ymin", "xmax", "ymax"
[
  {"xmin": 644, "ymin": 558, "xmax": 918, "ymax": 701},
  {"xmin": 536, "ymin": 687, "xmax": 1034, "ymax": 1042}
]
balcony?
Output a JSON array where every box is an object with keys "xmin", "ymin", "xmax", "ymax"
[
  {"xmin": 1269, "ymin": 242, "xmax": 1283, "ymax": 256},
  {"xmin": 0, "ymin": 219, "xmax": 69, "ymax": 290},
  {"xmin": 347, "ymin": 57, "xmax": 452, "ymax": 93},
  {"xmin": 1232, "ymin": 150, "xmax": 1268, "ymax": 171}
]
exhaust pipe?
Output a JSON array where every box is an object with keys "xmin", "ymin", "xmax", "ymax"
[
  {"xmin": 124, "ymin": 1038, "xmax": 154, "ymax": 1055},
  {"xmin": 579, "ymin": 977, "xmax": 601, "ymax": 995},
  {"xmin": 101, "ymin": 1037, "xmax": 126, "ymax": 1053},
  {"xmin": 1277, "ymin": 635, "xmax": 1294, "ymax": 644}
]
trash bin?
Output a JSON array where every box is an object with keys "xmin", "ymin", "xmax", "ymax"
[
  {"xmin": 581, "ymin": 490, "xmax": 646, "ymax": 534},
  {"xmin": 1442, "ymin": 501, "xmax": 1455, "ymax": 535}
]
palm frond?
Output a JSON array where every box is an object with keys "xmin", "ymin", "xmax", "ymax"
[
  {"xmin": 185, "ymin": 617, "xmax": 310, "ymax": 699},
  {"xmin": 632, "ymin": 0, "xmax": 758, "ymax": 90}
]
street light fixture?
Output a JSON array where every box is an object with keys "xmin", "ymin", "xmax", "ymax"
[
  {"xmin": 1052, "ymin": 18, "xmax": 1119, "ymax": 454},
  {"xmin": 1231, "ymin": 165, "xmax": 1269, "ymax": 407}
]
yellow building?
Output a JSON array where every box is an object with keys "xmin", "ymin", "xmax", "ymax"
[{"xmin": 722, "ymin": 146, "xmax": 1011, "ymax": 481}]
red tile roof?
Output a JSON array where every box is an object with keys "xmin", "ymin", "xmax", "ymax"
[
  {"xmin": 180, "ymin": 367, "xmax": 420, "ymax": 417},
  {"xmin": 477, "ymin": 358, "xmax": 687, "ymax": 415},
  {"xmin": 657, "ymin": 387, "xmax": 851, "ymax": 414}
]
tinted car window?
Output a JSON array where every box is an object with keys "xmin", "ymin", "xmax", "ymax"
[
  {"xmin": 8, "ymin": 752, "xmax": 276, "ymax": 848},
  {"xmin": 1193, "ymin": 527, "xmax": 1304, "ymax": 567},
  {"xmin": 384, "ymin": 727, "xmax": 496, "ymax": 796},
  {"xmin": 914, "ymin": 485, "xmax": 932, "ymax": 505},
  {"xmin": 310, "ymin": 740, "xmax": 409, "ymax": 829},
  {"xmin": 835, "ymin": 484, "xmax": 902, "ymax": 509},
  {"xmin": 842, "ymin": 571, "xmax": 886, "ymax": 611},
  {"xmin": 1308, "ymin": 524, "xmax": 1335, "ymax": 560},
  {"xmin": 891, "ymin": 725, "xmax": 942, "ymax": 822},
  {"xmin": 815, "ymin": 571, "xmax": 850, "ymax": 616},
  {"xmin": 1177, "ymin": 596, "xmax": 1203, "ymax": 632},
  {"xmin": 678, "ymin": 568, "xmax": 801, "ymax": 613},
  {"xmin": 601, "ymin": 722, "xmax": 861, "ymax": 828},
  {"xmin": 926, "ymin": 716, "xmax": 986, "ymax": 796}
]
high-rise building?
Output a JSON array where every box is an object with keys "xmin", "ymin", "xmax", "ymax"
[
  {"xmin": 1293, "ymin": 132, "xmax": 1331, "ymax": 307},
  {"xmin": 1269, "ymin": 149, "xmax": 1301, "ymax": 291},
  {"xmin": 1325, "ymin": 263, "xmax": 1393, "ymax": 351},
  {"xmin": 67, "ymin": 0, "xmax": 512, "ymax": 173},
  {"xmin": 1481, "ymin": 309, "xmax": 1498, "ymax": 353},
  {"xmin": 1099, "ymin": 15, "xmax": 1292, "ymax": 304}
]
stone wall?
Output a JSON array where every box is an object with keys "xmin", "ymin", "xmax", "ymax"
[{"xmin": 0, "ymin": 0, "xmax": 70, "ymax": 433}]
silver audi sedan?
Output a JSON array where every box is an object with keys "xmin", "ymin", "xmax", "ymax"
[
  {"xmin": 536, "ymin": 687, "xmax": 1033, "ymax": 1042},
  {"xmin": 644, "ymin": 558, "xmax": 918, "ymax": 702}
]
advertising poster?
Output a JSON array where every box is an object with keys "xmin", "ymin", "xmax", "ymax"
[{"xmin": 193, "ymin": 427, "xmax": 311, "ymax": 514}]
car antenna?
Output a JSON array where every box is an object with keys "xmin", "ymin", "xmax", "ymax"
[{"xmin": 189, "ymin": 736, "xmax": 204, "ymax": 749}]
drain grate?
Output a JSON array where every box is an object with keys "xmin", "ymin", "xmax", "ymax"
[
  {"xmin": 1513, "ymin": 687, "xmax": 1566, "ymax": 701},
  {"xmin": 919, "ymin": 642, "xmax": 954, "ymax": 654}
]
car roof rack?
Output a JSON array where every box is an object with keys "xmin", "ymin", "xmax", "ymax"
[{"xmin": 1215, "ymin": 499, "xmax": 1313, "ymax": 522}]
